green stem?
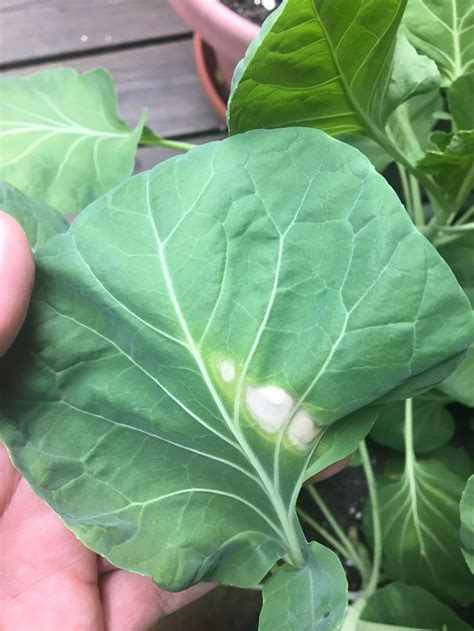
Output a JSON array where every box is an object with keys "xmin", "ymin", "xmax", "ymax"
[
  {"xmin": 438, "ymin": 222, "xmax": 474, "ymax": 233},
  {"xmin": 297, "ymin": 507, "xmax": 370, "ymax": 584},
  {"xmin": 409, "ymin": 175, "xmax": 425, "ymax": 227},
  {"xmin": 307, "ymin": 485, "xmax": 370, "ymax": 584},
  {"xmin": 397, "ymin": 164, "xmax": 413, "ymax": 216},
  {"xmin": 140, "ymin": 137, "xmax": 195, "ymax": 152},
  {"xmin": 359, "ymin": 441, "xmax": 381, "ymax": 597},
  {"xmin": 455, "ymin": 206, "xmax": 474, "ymax": 225}
]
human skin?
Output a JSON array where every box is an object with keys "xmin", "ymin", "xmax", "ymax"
[{"xmin": 0, "ymin": 211, "xmax": 347, "ymax": 630}]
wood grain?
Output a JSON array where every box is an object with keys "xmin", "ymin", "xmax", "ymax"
[
  {"xmin": 0, "ymin": 0, "xmax": 189, "ymax": 65},
  {"xmin": 3, "ymin": 40, "xmax": 224, "ymax": 137}
]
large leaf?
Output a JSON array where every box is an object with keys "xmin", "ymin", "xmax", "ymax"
[
  {"xmin": 370, "ymin": 397, "xmax": 454, "ymax": 453},
  {"xmin": 259, "ymin": 542, "xmax": 347, "ymax": 631},
  {"xmin": 404, "ymin": 0, "xmax": 474, "ymax": 87},
  {"xmin": 0, "ymin": 180, "xmax": 67, "ymax": 251},
  {"xmin": 360, "ymin": 582, "xmax": 471, "ymax": 631},
  {"xmin": 460, "ymin": 475, "xmax": 474, "ymax": 572},
  {"xmin": 1, "ymin": 128, "xmax": 472, "ymax": 592},
  {"xmin": 364, "ymin": 456, "xmax": 474, "ymax": 603},
  {"xmin": 438, "ymin": 232, "xmax": 474, "ymax": 406},
  {"xmin": 228, "ymin": 0, "xmax": 439, "ymax": 144},
  {"xmin": 0, "ymin": 68, "xmax": 145, "ymax": 213}
]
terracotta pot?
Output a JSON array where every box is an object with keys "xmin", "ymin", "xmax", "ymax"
[
  {"xmin": 169, "ymin": 0, "xmax": 259, "ymax": 86},
  {"xmin": 193, "ymin": 34, "xmax": 228, "ymax": 122}
]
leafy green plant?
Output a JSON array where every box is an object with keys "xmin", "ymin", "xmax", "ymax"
[{"xmin": 0, "ymin": 0, "xmax": 473, "ymax": 629}]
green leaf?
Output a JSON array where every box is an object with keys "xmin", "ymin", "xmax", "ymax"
[
  {"xmin": 228, "ymin": 0, "xmax": 439, "ymax": 142},
  {"xmin": 438, "ymin": 345, "xmax": 474, "ymax": 406},
  {"xmin": 1, "ymin": 128, "xmax": 472, "ymax": 592},
  {"xmin": 361, "ymin": 582, "xmax": 471, "ymax": 631},
  {"xmin": 259, "ymin": 542, "xmax": 347, "ymax": 631},
  {"xmin": 417, "ymin": 130, "xmax": 474, "ymax": 211},
  {"xmin": 404, "ymin": 0, "xmax": 474, "ymax": 87},
  {"xmin": 364, "ymin": 456, "xmax": 474, "ymax": 603},
  {"xmin": 438, "ymin": 232, "xmax": 474, "ymax": 406},
  {"xmin": 370, "ymin": 398, "xmax": 454, "ymax": 453},
  {"xmin": 0, "ymin": 68, "xmax": 145, "ymax": 213},
  {"xmin": 0, "ymin": 180, "xmax": 68, "ymax": 251},
  {"xmin": 383, "ymin": 446, "xmax": 472, "ymax": 481},
  {"xmin": 305, "ymin": 407, "xmax": 381, "ymax": 480},
  {"xmin": 460, "ymin": 475, "xmax": 474, "ymax": 572},
  {"xmin": 387, "ymin": 90, "xmax": 442, "ymax": 163},
  {"xmin": 439, "ymin": 232, "xmax": 474, "ymax": 306},
  {"xmin": 448, "ymin": 71, "xmax": 474, "ymax": 129}
]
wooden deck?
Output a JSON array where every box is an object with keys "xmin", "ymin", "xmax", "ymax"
[{"xmin": 0, "ymin": 0, "xmax": 225, "ymax": 168}]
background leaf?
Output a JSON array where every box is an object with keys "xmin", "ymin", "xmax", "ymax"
[
  {"xmin": 259, "ymin": 542, "xmax": 347, "ymax": 631},
  {"xmin": 0, "ymin": 128, "xmax": 472, "ymax": 592},
  {"xmin": 360, "ymin": 582, "xmax": 471, "ymax": 631},
  {"xmin": 404, "ymin": 0, "xmax": 474, "ymax": 87},
  {"xmin": 438, "ymin": 232, "xmax": 474, "ymax": 406},
  {"xmin": 448, "ymin": 71, "xmax": 474, "ymax": 129},
  {"xmin": 460, "ymin": 475, "xmax": 474, "ymax": 572},
  {"xmin": 228, "ymin": 0, "xmax": 439, "ymax": 140},
  {"xmin": 370, "ymin": 397, "xmax": 454, "ymax": 453},
  {"xmin": 364, "ymin": 456, "xmax": 474, "ymax": 603},
  {"xmin": 0, "ymin": 180, "xmax": 67, "ymax": 251},
  {"xmin": 0, "ymin": 68, "xmax": 144, "ymax": 213}
]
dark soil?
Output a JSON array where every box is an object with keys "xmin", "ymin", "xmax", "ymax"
[{"xmin": 220, "ymin": 0, "xmax": 282, "ymax": 25}]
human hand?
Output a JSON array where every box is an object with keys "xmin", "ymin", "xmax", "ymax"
[
  {"xmin": 0, "ymin": 210, "xmax": 348, "ymax": 630},
  {"xmin": 0, "ymin": 212, "xmax": 211, "ymax": 630}
]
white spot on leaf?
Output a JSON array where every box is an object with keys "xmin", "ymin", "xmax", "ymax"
[
  {"xmin": 287, "ymin": 410, "xmax": 321, "ymax": 450},
  {"xmin": 245, "ymin": 385, "xmax": 293, "ymax": 433},
  {"xmin": 217, "ymin": 359, "xmax": 236, "ymax": 383}
]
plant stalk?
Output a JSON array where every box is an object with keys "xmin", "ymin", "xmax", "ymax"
[
  {"xmin": 140, "ymin": 137, "xmax": 195, "ymax": 152},
  {"xmin": 307, "ymin": 485, "xmax": 370, "ymax": 585},
  {"xmin": 359, "ymin": 441, "xmax": 381, "ymax": 597},
  {"xmin": 297, "ymin": 507, "xmax": 370, "ymax": 584}
]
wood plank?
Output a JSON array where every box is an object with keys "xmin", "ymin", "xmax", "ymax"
[
  {"xmin": 135, "ymin": 133, "xmax": 226, "ymax": 173},
  {"xmin": 3, "ymin": 40, "xmax": 224, "ymax": 138},
  {"xmin": 0, "ymin": 0, "xmax": 189, "ymax": 65}
]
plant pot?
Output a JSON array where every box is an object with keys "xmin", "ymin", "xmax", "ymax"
[
  {"xmin": 169, "ymin": 0, "xmax": 259, "ymax": 87},
  {"xmin": 193, "ymin": 34, "xmax": 228, "ymax": 122}
]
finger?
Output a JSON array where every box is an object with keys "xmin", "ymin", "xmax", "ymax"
[
  {"xmin": 100, "ymin": 569, "xmax": 213, "ymax": 631},
  {"xmin": 304, "ymin": 455, "xmax": 351, "ymax": 486},
  {"xmin": 0, "ymin": 212, "xmax": 34, "ymax": 356}
]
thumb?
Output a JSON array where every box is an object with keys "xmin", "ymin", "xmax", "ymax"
[{"xmin": 0, "ymin": 211, "xmax": 34, "ymax": 356}]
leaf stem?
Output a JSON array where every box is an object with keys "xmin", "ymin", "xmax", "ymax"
[
  {"xmin": 297, "ymin": 507, "xmax": 369, "ymax": 583},
  {"xmin": 306, "ymin": 485, "xmax": 370, "ymax": 584},
  {"xmin": 359, "ymin": 441, "xmax": 381, "ymax": 597},
  {"xmin": 409, "ymin": 175, "xmax": 425, "ymax": 227},
  {"xmin": 140, "ymin": 137, "xmax": 195, "ymax": 152},
  {"xmin": 397, "ymin": 164, "xmax": 413, "ymax": 216}
]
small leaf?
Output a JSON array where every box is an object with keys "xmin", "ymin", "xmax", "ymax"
[
  {"xmin": 460, "ymin": 475, "xmax": 474, "ymax": 572},
  {"xmin": 305, "ymin": 407, "xmax": 381, "ymax": 480},
  {"xmin": 438, "ymin": 232, "xmax": 474, "ymax": 406},
  {"xmin": 438, "ymin": 345, "xmax": 474, "ymax": 407},
  {"xmin": 0, "ymin": 68, "xmax": 145, "ymax": 213},
  {"xmin": 448, "ymin": 72, "xmax": 474, "ymax": 129},
  {"xmin": 0, "ymin": 180, "xmax": 67, "ymax": 251},
  {"xmin": 404, "ymin": 0, "xmax": 474, "ymax": 87},
  {"xmin": 364, "ymin": 457, "xmax": 474, "ymax": 603},
  {"xmin": 1, "ymin": 128, "xmax": 472, "ymax": 591},
  {"xmin": 361, "ymin": 582, "xmax": 471, "ymax": 631},
  {"xmin": 259, "ymin": 542, "xmax": 347, "ymax": 631},
  {"xmin": 417, "ymin": 130, "xmax": 474, "ymax": 211},
  {"xmin": 370, "ymin": 398, "xmax": 454, "ymax": 453}
]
